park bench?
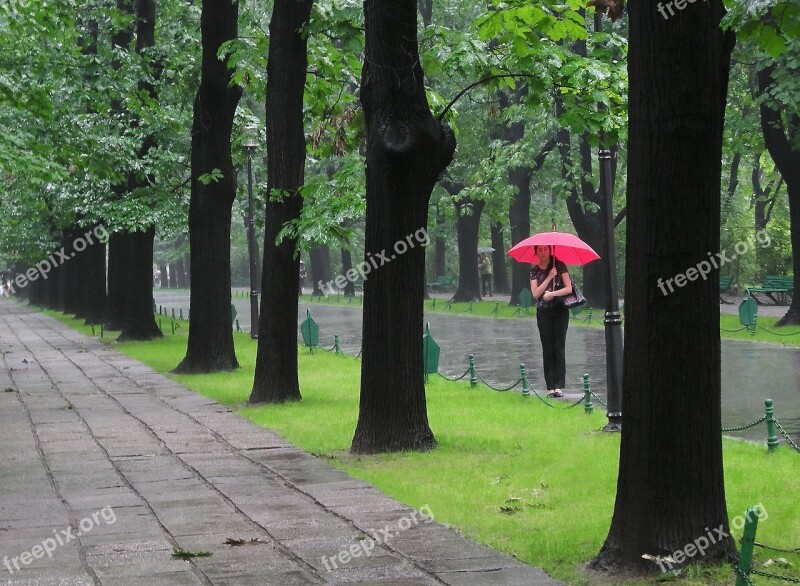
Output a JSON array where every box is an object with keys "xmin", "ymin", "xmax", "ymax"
[
  {"xmin": 746, "ymin": 275, "xmax": 794, "ymax": 305},
  {"xmin": 719, "ymin": 275, "xmax": 736, "ymax": 304},
  {"xmin": 427, "ymin": 275, "xmax": 456, "ymax": 292}
]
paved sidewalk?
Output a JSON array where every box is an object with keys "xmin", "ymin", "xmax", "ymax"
[{"xmin": 0, "ymin": 303, "xmax": 560, "ymax": 586}]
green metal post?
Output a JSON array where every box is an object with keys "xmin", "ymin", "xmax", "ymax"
[
  {"xmin": 90, "ymin": 324, "xmax": 95, "ymax": 336},
  {"xmin": 520, "ymin": 363, "xmax": 530, "ymax": 397},
  {"xmin": 159, "ymin": 305, "xmax": 162, "ymax": 315},
  {"xmin": 171, "ymin": 320, "xmax": 175, "ymax": 335},
  {"xmin": 431, "ymin": 298, "xmax": 436, "ymax": 310},
  {"xmin": 583, "ymin": 373, "xmax": 593, "ymax": 414},
  {"xmin": 467, "ymin": 301, "xmax": 473, "ymax": 313},
  {"xmin": 514, "ymin": 304, "xmax": 521, "ymax": 317},
  {"xmin": 469, "ymin": 354, "xmax": 477, "ymax": 388},
  {"xmin": 765, "ymin": 399, "xmax": 779, "ymax": 452},
  {"xmin": 337, "ymin": 292, "xmax": 340, "ymax": 302},
  {"xmin": 100, "ymin": 324, "xmax": 103, "ymax": 338},
  {"xmin": 493, "ymin": 302, "xmax": 499, "ymax": 316},
  {"xmin": 334, "ymin": 334, "xmax": 341, "ymax": 355},
  {"xmin": 236, "ymin": 319, "xmax": 241, "ymax": 332},
  {"xmin": 158, "ymin": 319, "xmax": 162, "ymax": 332},
  {"xmin": 171, "ymin": 308, "xmax": 175, "ymax": 319},
  {"xmin": 735, "ymin": 507, "xmax": 760, "ymax": 586},
  {"xmin": 750, "ymin": 314, "xmax": 757, "ymax": 336},
  {"xmin": 445, "ymin": 299, "xmax": 452, "ymax": 311},
  {"xmin": 179, "ymin": 309, "xmax": 183, "ymax": 320}
]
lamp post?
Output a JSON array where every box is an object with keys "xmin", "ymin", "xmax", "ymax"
[
  {"xmin": 243, "ymin": 125, "xmax": 260, "ymax": 339},
  {"xmin": 599, "ymin": 147, "xmax": 623, "ymax": 431},
  {"xmin": 594, "ymin": 11, "xmax": 622, "ymax": 432}
]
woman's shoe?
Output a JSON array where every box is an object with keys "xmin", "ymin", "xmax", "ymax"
[{"xmin": 552, "ymin": 389, "xmax": 564, "ymax": 398}]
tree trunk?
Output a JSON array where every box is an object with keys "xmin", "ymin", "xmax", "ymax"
[
  {"xmin": 118, "ymin": 226, "xmax": 162, "ymax": 341},
  {"xmin": 592, "ymin": 0, "xmax": 736, "ymax": 573},
  {"xmin": 434, "ymin": 204, "xmax": 446, "ymax": 277},
  {"xmin": 175, "ymin": 255, "xmax": 188, "ymax": 288},
  {"xmin": 83, "ymin": 226, "xmax": 106, "ymax": 324},
  {"xmin": 310, "ymin": 246, "xmax": 331, "ymax": 295},
  {"xmin": 105, "ymin": 232, "xmax": 128, "ymax": 329},
  {"xmin": 351, "ymin": 0, "xmax": 455, "ymax": 454},
  {"xmin": 158, "ymin": 263, "xmax": 168, "ymax": 288},
  {"xmin": 175, "ymin": 0, "xmax": 242, "ymax": 373},
  {"xmin": 249, "ymin": 0, "xmax": 312, "ymax": 405},
  {"xmin": 490, "ymin": 223, "xmax": 510, "ymax": 294},
  {"xmin": 168, "ymin": 262, "xmax": 178, "ymax": 288},
  {"xmin": 341, "ymin": 249, "xmax": 355, "ymax": 296},
  {"xmin": 451, "ymin": 194, "xmax": 484, "ymax": 302},
  {"xmin": 758, "ymin": 65, "xmax": 800, "ymax": 326}
]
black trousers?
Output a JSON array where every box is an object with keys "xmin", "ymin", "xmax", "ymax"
[
  {"xmin": 481, "ymin": 274, "xmax": 493, "ymax": 295},
  {"xmin": 536, "ymin": 306, "xmax": 569, "ymax": 390}
]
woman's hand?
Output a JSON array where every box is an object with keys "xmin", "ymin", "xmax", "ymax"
[
  {"xmin": 548, "ymin": 267, "xmax": 557, "ymax": 280},
  {"xmin": 543, "ymin": 291, "xmax": 554, "ymax": 302}
]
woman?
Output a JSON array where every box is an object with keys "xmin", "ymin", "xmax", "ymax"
[{"xmin": 529, "ymin": 245, "xmax": 572, "ymax": 398}]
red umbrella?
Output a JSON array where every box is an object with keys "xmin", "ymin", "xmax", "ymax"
[{"xmin": 507, "ymin": 231, "xmax": 600, "ymax": 265}]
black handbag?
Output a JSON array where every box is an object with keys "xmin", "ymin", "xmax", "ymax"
[{"xmin": 563, "ymin": 284, "xmax": 587, "ymax": 309}]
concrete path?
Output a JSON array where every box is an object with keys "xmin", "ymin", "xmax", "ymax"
[{"xmin": 0, "ymin": 302, "xmax": 560, "ymax": 586}]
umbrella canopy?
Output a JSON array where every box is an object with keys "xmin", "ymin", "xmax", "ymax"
[
  {"xmin": 507, "ymin": 231, "xmax": 600, "ymax": 266},
  {"xmin": 477, "ymin": 246, "xmax": 495, "ymax": 254}
]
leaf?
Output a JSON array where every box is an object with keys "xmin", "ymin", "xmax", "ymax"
[
  {"xmin": 172, "ymin": 548, "xmax": 212, "ymax": 560},
  {"xmin": 224, "ymin": 538, "xmax": 262, "ymax": 547}
]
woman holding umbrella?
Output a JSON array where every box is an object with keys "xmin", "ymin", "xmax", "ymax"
[{"xmin": 529, "ymin": 245, "xmax": 572, "ymax": 398}]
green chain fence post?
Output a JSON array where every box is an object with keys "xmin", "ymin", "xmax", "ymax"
[
  {"xmin": 158, "ymin": 319, "xmax": 162, "ymax": 333},
  {"xmin": 179, "ymin": 309, "xmax": 183, "ymax": 320},
  {"xmin": 469, "ymin": 354, "xmax": 477, "ymax": 388},
  {"xmin": 467, "ymin": 301, "xmax": 473, "ymax": 313},
  {"xmin": 334, "ymin": 334, "xmax": 341, "ymax": 355},
  {"xmin": 171, "ymin": 308, "xmax": 175, "ymax": 319},
  {"xmin": 514, "ymin": 304, "xmax": 522, "ymax": 317},
  {"xmin": 735, "ymin": 507, "xmax": 760, "ymax": 586},
  {"xmin": 100, "ymin": 324, "xmax": 103, "ymax": 338},
  {"xmin": 171, "ymin": 320, "xmax": 175, "ymax": 335},
  {"xmin": 520, "ymin": 363, "xmax": 530, "ymax": 397},
  {"xmin": 493, "ymin": 302, "xmax": 499, "ymax": 316},
  {"xmin": 765, "ymin": 399, "xmax": 779, "ymax": 452},
  {"xmin": 750, "ymin": 313, "xmax": 757, "ymax": 336},
  {"xmin": 583, "ymin": 373, "xmax": 593, "ymax": 414},
  {"xmin": 431, "ymin": 298, "xmax": 436, "ymax": 310}
]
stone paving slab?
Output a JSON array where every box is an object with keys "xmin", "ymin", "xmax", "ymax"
[{"xmin": 0, "ymin": 302, "xmax": 561, "ymax": 585}]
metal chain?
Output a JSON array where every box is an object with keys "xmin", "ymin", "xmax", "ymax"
[
  {"xmin": 722, "ymin": 416, "xmax": 766, "ymax": 433},
  {"xmin": 436, "ymin": 368, "xmax": 471, "ymax": 382},
  {"xmin": 755, "ymin": 541, "xmax": 800, "ymax": 554},
  {"xmin": 564, "ymin": 395, "xmax": 587, "ymax": 409},
  {"xmin": 590, "ymin": 391, "xmax": 608, "ymax": 408},
  {"xmin": 721, "ymin": 325, "xmax": 749, "ymax": 332},
  {"xmin": 475, "ymin": 372, "xmax": 522, "ymax": 392},
  {"xmin": 751, "ymin": 569, "xmax": 800, "ymax": 583},
  {"xmin": 756, "ymin": 324, "xmax": 800, "ymax": 337},
  {"xmin": 774, "ymin": 419, "xmax": 800, "ymax": 453},
  {"xmin": 733, "ymin": 565, "xmax": 757, "ymax": 586}
]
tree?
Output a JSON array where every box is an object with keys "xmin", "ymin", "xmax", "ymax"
[
  {"xmin": 175, "ymin": 0, "xmax": 242, "ymax": 373},
  {"xmin": 592, "ymin": 0, "xmax": 737, "ymax": 573},
  {"xmin": 249, "ymin": 0, "xmax": 313, "ymax": 405},
  {"xmin": 351, "ymin": 0, "xmax": 455, "ymax": 454}
]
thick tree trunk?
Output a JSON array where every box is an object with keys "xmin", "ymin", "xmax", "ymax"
[
  {"xmin": 592, "ymin": 0, "xmax": 736, "ymax": 573},
  {"xmin": 351, "ymin": 0, "xmax": 455, "ymax": 454},
  {"xmin": 62, "ymin": 231, "xmax": 82, "ymax": 316},
  {"xmin": 341, "ymin": 249, "xmax": 355, "ymax": 296},
  {"xmin": 158, "ymin": 263, "xmax": 168, "ymax": 288},
  {"xmin": 175, "ymin": 0, "xmax": 242, "ymax": 373},
  {"xmin": 83, "ymin": 226, "xmax": 106, "ymax": 324},
  {"xmin": 758, "ymin": 66, "xmax": 800, "ymax": 326},
  {"xmin": 434, "ymin": 205, "xmax": 446, "ymax": 277},
  {"xmin": 175, "ymin": 256, "xmax": 188, "ymax": 288},
  {"xmin": 490, "ymin": 223, "xmax": 510, "ymax": 294},
  {"xmin": 451, "ymin": 194, "xmax": 484, "ymax": 302},
  {"xmin": 105, "ymin": 232, "xmax": 128, "ymax": 329},
  {"xmin": 118, "ymin": 227, "xmax": 162, "ymax": 341},
  {"xmin": 249, "ymin": 0, "xmax": 312, "ymax": 405},
  {"xmin": 168, "ymin": 262, "xmax": 178, "ymax": 288}
]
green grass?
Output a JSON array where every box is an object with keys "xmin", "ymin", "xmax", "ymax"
[{"xmin": 44, "ymin": 308, "xmax": 800, "ymax": 585}]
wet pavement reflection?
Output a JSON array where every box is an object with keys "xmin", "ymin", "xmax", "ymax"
[{"xmin": 154, "ymin": 292, "xmax": 799, "ymax": 445}]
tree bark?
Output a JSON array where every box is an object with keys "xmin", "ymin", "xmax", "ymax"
[
  {"xmin": 341, "ymin": 249, "xmax": 355, "ymax": 296},
  {"xmin": 249, "ymin": 0, "xmax": 312, "ymax": 405},
  {"xmin": 118, "ymin": 226, "xmax": 162, "ymax": 341},
  {"xmin": 451, "ymin": 192, "xmax": 484, "ymax": 302},
  {"xmin": 158, "ymin": 263, "xmax": 168, "ymax": 288},
  {"xmin": 83, "ymin": 225, "xmax": 106, "ymax": 325},
  {"xmin": 758, "ymin": 65, "xmax": 800, "ymax": 326},
  {"xmin": 105, "ymin": 232, "xmax": 129, "ymax": 329},
  {"xmin": 175, "ymin": 0, "xmax": 242, "ymax": 372},
  {"xmin": 592, "ymin": 0, "xmax": 736, "ymax": 573},
  {"xmin": 310, "ymin": 246, "xmax": 331, "ymax": 295},
  {"xmin": 351, "ymin": 0, "xmax": 455, "ymax": 454}
]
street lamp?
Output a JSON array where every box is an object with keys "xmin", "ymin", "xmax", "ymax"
[
  {"xmin": 599, "ymin": 147, "xmax": 623, "ymax": 431},
  {"xmin": 243, "ymin": 124, "xmax": 260, "ymax": 339},
  {"xmin": 594, "ymin": 11, "xmax": 622, "ymax": 432}
]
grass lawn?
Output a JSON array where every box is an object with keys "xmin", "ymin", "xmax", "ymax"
[{"xmin": 45, "ymin": 308, "xmax": 800, "ymax": 585}]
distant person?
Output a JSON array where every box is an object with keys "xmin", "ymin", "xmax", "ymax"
[
  {"xmin": 478, "ymin": 253, "xmax": 493, "ymax": 297},
  {"xmin": 529, "ymin": 245, "xmax": 572, "ymax": 398}
]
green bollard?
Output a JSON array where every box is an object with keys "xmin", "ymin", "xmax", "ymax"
[
  {"xmin": 171, "ymin": 308, "xmax": 175, "ymax": 319},
  {"xmin": 91, "ymin": 324, "xmax": 95, "ymax": 336},
  {"xmin": 583, "ymin": 373, "xmax": 593, "ymax": 414},
  {"xmin": 493, "ymin": 302, "xmax": 499, "ymax": 316},
  {"xmin": 469, "ymin": 354, "xmax": 477, "ymax": 388},
  {"xmin": 431, "ymin": 298, "xmax": 436, "ymax": 310},
  {"xmin": 158, "ymin": 319, "xmax": 162, "ymax": 332},
  {"xmin": 159, "ymin": 305, "xmax": 162, "ymax": 315},
  {"xmin": 179, "ymin": 309, "xmax": 183, "ymax": 320},
  {"xmin": 520, "ymin": 363, "xmax": 530, "ymax": 397},
  {"xmin": 750, "ymin": 314, "xmax": 757, "ymax": 336},
  {"xmin": 765, "ymin": 399, "xmax": 779, "ymax": 452},
  {"xmin": 735, "ymin": 507, "xmax": 760, "ymax": 586},
  {"xmin": 445, "ymin": 299, "xmax": 453, "ymax": 311},
  {"xmin": 236, "ymin": 319, "xmax": 241, "ymax": 332},
  {"xmin": 100, "ymin": 324, "xmax": 104, "ymax": 338},
  {"xmin": 514, "ymin": 304, "xmax": 522, "ymax": 317},
  {"xmin": 467, "ymin": 301, "xmax": 473, "ymax": 313},
  {"xmin": 171, "ymin": 320, "xmax": 175, "ymax": 335},
  {"xmin": 334, "ymin": 334, "xmax": 341, "ymax": 355}
]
